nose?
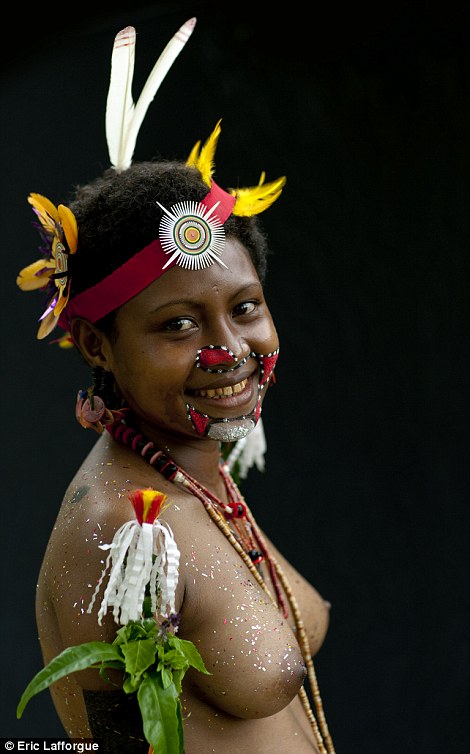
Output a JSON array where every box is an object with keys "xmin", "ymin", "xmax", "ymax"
[{"xmin": 196, "ymin": 344, "xmax": 252, "ymax": 373}]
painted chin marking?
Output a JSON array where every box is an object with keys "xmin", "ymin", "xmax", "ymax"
[
  {"xmin": 187, "ymin": 396, "xmax": 262, "ymax": 440},
  {"xmin": 207, "ymin": 418, "xmax": 256, "ymax": 442}
]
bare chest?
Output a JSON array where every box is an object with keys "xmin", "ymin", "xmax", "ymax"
[{"xmin": 176, "ymin": 524, "xmax": 308, "ymax": 719}]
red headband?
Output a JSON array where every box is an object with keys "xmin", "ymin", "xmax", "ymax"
[{"xmin": 59, "ymin": 181, "xmax": 236, "ymax": 328}]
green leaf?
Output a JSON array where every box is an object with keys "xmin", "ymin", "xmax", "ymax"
[
  {"xmin": 114, "ymin": 621, "xmax": 148, "ymax": 645},
  {"xmin": 17, "ymin": 643, "xmax": 123, "ymax": 718},
  {"xmin": 159, "ymin": 649, "xmax": 189, "ymax": 670},
  {"xmin": 142, "ymin": 618, "xmax": 159, "ymax": 636},
  {"xmin": 175, "ymin": 696, "xmax": 184, "ymax": 749},
  {"xmin": 121, "ymin": 638, "xmax": 158, "ymax": 682},
  {"xmin": 172, "ymin": 668, "xmax": 185, "ymax": 695},
  {"xmin": 123, "ymin": 674, "xmax": 141, "ymax": 694},
  {"xmin": 160, "ymin": 666, "xmax": 173, "ymax": 689},
  {"xmin": 168, "ymin": 636, "xmax": 210, "ymax": 675},
  {"xmin": 137, "ymin": 672, "xmax": 183, "ymax": 754},
  {"xmin": 99, "ymin": 661, "xmax": 125, "ymax": 685}
]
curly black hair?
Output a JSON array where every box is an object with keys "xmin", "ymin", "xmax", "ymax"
[{"xmin": 67, "ymin": 161, "xmax": 270, "ymax": 311}]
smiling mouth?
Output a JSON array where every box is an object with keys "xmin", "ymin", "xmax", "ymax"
[{"xmin": 192, "ymin": 378, "xmax": 248, "ymax": 399}]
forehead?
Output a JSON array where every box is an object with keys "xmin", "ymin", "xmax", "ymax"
[{"xmin": 120, "ymin": 238, "xmax": 261, "ymax": 315}]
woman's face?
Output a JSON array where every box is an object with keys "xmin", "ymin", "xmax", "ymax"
[{"xmin": 105, "ymin": 239, "xmax": 279, "ymax": 443}]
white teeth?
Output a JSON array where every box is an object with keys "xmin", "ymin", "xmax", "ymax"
[{"xmin": 195, "ymin": 378, "xmax": 247, "ymax": 398}]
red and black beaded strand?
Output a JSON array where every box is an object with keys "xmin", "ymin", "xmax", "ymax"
[
  {"xmin": 107, "ymin": 419, "xmax": 288, "ymax": 606},
  {"xmin": 107, "ymin": 419, "xmax": 335, "ymax": 754},
  {"xmin": 219, "ymin": 462, "xmax": 289, "ymax": 618},
  {"xmin": 106, "ymin": 419, "xmax": 278, "ymax": 602}
]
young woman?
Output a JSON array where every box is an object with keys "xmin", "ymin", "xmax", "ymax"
[{"xmin": 17, "ymin": 20, "xmax": 335, "ymax": 754}]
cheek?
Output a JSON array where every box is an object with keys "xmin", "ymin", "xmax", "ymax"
[
  {"xmin": 253, "ymin": 313, "xmax": 279, "ymax": 355},
  {"xmin": 111, "ymin": 342, "xmax": 191, "ymax": 403}
]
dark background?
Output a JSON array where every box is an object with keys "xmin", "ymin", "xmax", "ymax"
[{"xmin": 1, "ymin": 2, "xmax": 468, "ymax": 752}]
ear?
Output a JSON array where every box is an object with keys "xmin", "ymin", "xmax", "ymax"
[{"xmin": 70, "ymin": 317, "xmax": 114, "ymax": 369}]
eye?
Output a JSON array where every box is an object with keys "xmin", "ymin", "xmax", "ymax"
[
  {"xmin": 233, "ymin": 301, "xmax": 257, "ymax": 317},
  {"xmin": 164, "ymin": 317, "xmax": 197, "ymax": 332}
]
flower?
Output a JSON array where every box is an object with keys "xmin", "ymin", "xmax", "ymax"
[
  {"xmin": 158, "ymin": 612, "xmax": 182, "ymax": 639},
  {"xmin": 17, "ymin": 193, "xmax": 78, "ymax": 339}
]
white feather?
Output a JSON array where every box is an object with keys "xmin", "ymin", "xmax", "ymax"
[
  {"xmin": 226, "ymin": 418, "xmax": 268, "ymax": 479},
  {"xmin": 106, "ymin": 18, "xmax": 197, "ymax": 171},
  {"xmin": 105, "ymin": 26, "xmax": 136, "ymax": 171},
  {"xmin": 87, "ymin": 518, "xmax": 181, "ymax": 625}
]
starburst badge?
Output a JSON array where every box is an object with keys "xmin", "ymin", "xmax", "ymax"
[{"xmin": 158, "ymin": 199, "xmax": 228, "ymax": 270}]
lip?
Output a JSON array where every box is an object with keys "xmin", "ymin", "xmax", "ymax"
[
  {"xmin": 188, "ymin": 364, "xmax": 257, "ymax": 393},
  {"xmin": 186, "ymin": 371, "xmax": 257, "ymax": 412}
]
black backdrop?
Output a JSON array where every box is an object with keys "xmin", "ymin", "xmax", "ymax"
[{"xmin": 1, "ymin": 2, "xmax": 468, "ymax": 752}]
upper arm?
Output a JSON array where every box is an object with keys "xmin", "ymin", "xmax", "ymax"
[
  {"xmin": 37, "ymin": 484, "xmax": 134, "ymax": 690},
  {"xmin": 42, "ymin": 495, "xmax": 124, "ymax": 648},
  {"xmin": 38, "ymin": 480, "xmax": 190, "ymax": 686}
]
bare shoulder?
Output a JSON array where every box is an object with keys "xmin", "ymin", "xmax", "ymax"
[{"xmin": 37, "ymin": 433, "xmax": 206, "ymax": 647}]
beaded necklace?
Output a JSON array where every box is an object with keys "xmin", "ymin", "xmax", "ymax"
[{"xmin": 107, "ymin": 418, "xmax": 335, "ymax": 754}]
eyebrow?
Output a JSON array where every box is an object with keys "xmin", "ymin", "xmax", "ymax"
[
  {"xmin": 148, "ymin": 283, "xmax": 262, "ymax": 315},
  {"xmin": 149, "ymin": 298, "xmax": 200, "ymax": 314}
]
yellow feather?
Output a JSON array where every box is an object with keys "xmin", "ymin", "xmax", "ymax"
[
  {"xmin": 187, "ymin": 119, "xmax": 222, "ymax": 187},
  {"xmin": 57, "ymin": 333, "xmax": 75, "ymax": 349},
  {"xmin": 230, "ymin": 175, "xmax": 286, "ymax": 216},
  {"xmin": 198, "ymin": 119, "xmax": 222, "ymax": 185},
  {"xmin": 186, "ymin": 139, "xmax": 201, "ymax": 168},
  {"xmin": 185, "ymin": 123, "xmax": 285, "ymax": 215},
  {"xmin": 28, "ymin": 193, "xmax": 60, "ymax": 231},
  {"xmin": 37, "ymin": 307, "xmax": 57, "ymax": 340},
  {"xmin": 58, "ymin": 204, "xmax": 78, "ymax": 254},
  {"xmin": 16, "ymin": 259, "xmax": 55, "ymax": 291}
]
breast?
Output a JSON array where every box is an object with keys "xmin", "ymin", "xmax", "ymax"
[{"xmin": 178, "ymin": 545, "xmax": 309, "ymax": 719}]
